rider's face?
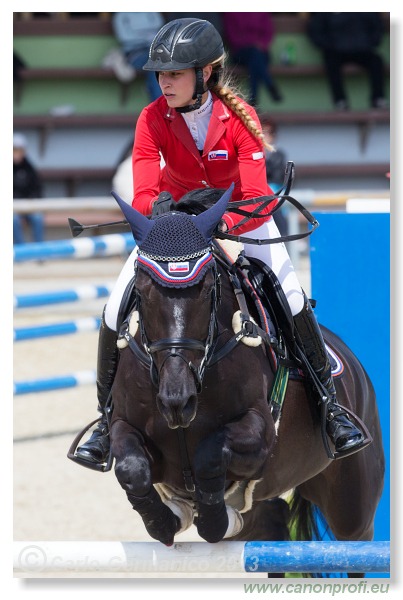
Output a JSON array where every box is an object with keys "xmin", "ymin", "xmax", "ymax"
[
  {"xmin": 158, "ymin": 66, "xmax": 212, "ymax": 108},
  {"xmin": 158, "ymin": 69, "xmax": 196, "ymax": 108}
]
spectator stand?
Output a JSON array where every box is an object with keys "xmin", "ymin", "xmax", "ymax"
[{"xmin": 13, "ymin": 13, "xmax": 390, "ymax": 198}]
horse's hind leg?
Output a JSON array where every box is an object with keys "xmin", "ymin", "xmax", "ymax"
[
  {"xmin": 233, "ymin": 498, "xmax": 291, "ymax": 543},
  {"xmin": 232, "ymin": 498, "xmax": 291, "ymax": 578},
  {"xmin": 298, "ymin": 452, "xmax": 382, "ymax": 542},
  {"xmin": 110, "ymin": 419, "xmax": 180, "ymax": 545},
  {"xmin": 296, "ymin": 448, "xmax": 384, "ymax": 577}
]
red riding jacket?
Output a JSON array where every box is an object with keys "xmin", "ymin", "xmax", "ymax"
[{"xmin": 132, "ymin": 93, "xmax": 276, "ymax": 234}]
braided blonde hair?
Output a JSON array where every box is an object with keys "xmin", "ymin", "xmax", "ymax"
[{"xmin": 207, "ymin": 55, "xmax": 274, "ymax": 152}]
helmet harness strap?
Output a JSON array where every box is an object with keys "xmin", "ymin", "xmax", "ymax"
[{"xmin": 176, "ymin": 67, "xmax": 205, "ymax": 114}]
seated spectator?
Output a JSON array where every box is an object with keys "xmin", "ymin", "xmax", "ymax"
[
  {"xmin": 13, "ymin": 133, "xmax": 44, "ymax": 244},
  {"xmin": 307, "ymin": 12, "xmax": 388, "ymax": 110},
  {"xmin": 13, "ymin": 51, "xmax": 26, "ymax": 82},
  {"xmin": 222, "ymin": 12, "xmax": 282, "ymax": 107},
  {"xmin": 112, "ymin": 12, "xmax": 164, "ymax": 103}
]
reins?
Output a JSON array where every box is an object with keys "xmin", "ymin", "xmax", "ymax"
[
  {"xmin": 67, "ymin": 162, "xmax": 319, "ymax": 246},
  {"xmin": 216, "ymin": 194, "xmax": 319, "ymax": 245},
  {"xmin": 213, "ymin": 162, "xmax": 320, "ymax": 246}
]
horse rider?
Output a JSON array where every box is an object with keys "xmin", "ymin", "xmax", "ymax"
[{"xmin": 74, "ymin": 18, "xmax": 365, "ymax": 465}]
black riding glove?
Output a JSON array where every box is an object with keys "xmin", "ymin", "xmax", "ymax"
[
  {"xmin": 151, "ymin": 192, "xmax": 175, "ymax": 217},
  {"xmin": 213, "ymin": 219, "xmax": 229, "ymax": 235}
]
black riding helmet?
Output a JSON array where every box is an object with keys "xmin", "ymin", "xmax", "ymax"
[{"xmin": 143, "ymin": 18, "xmax": 224, "ymax": 113}]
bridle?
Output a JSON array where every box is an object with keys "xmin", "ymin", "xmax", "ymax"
[
  {"xmin": 121, "ymin": 249, "xmax": 274, "ymax": 395},
  {"xmin": 124, "ymin": 259, "xmax": 221, "ymax": 393}
]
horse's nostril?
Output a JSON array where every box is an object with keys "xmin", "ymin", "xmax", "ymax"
[{"xmin": 156, "ymin": 393, "xmax": 197, "ymax": 428}]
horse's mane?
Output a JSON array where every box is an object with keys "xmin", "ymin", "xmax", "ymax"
[{"xmin": 175, "ymin": 188, "xmax": 226, "ymax": 216}]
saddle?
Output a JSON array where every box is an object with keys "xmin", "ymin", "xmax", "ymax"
[
  {"xmin": 211, "ymin": 241, "xmax": 347, "ymax": 424},
  {"xmin": 232, "ymin": 251, "xmax": 343, "ymax": 374}
]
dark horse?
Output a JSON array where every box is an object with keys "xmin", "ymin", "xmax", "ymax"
[{"xmin": 109, "ymin": 186, "xmax": 385, "ymax": 576}]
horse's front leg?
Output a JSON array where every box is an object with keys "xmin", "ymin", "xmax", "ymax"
[
  {"xmin": 194, "ymin": 408, "xmax": 270, "ymax": 543},
  {"xmin": 111, "ymin": 419, "xmax": 180, "ymax": 546}
]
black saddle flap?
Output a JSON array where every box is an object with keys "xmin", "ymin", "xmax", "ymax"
[{"xmin": 241, "ymin": 256, "xmax": 296, "ymax": 352}]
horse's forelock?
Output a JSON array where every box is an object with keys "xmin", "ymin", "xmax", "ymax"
[{"xmin": 175, "ymin": 188, "xmax": 227, "ymax": 215}]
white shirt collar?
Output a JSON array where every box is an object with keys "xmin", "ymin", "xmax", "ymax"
[{"xmin": 181, "ymin": 91, "xmax": 213, "ymax": 150}]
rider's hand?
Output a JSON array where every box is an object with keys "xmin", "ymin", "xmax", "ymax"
[
  {"xmin": 151, "ymin": 192, "xmax": 174, "ymax": 217},
  {"xmin": 217, "ymin": 219, "xmax": 228, "ymax": 233}
]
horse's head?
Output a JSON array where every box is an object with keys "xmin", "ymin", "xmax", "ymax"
[
  {"xmin": 134, "ymin": 264, "xmax": 217, "ymax": 428},
  {"xmin": 113, "ymin": 185, "xmax": 232, "ymax": 429}
]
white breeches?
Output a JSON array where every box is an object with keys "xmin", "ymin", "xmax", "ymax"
[
  {"xmin": 104, "ymin": 247, "xmax": 138, "ymax": 330},
  {"xmin": 243, "ymin": 219, "xmax": 305, "ymax": 317},
  {"xmin": 104, "ymin": 219, "xmax": 304, "ymax": 331}
]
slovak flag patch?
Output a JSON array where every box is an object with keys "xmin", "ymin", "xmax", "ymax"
[
  {"xmin": 168, "ymin": 262, "xmax": 189, "ymax": 273},
  {"xmin": 208, "ymin": 150, "xmax": 228, "ymax": 161}
]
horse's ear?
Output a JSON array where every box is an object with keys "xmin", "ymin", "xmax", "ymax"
[
  {"xmin": 111, "ymin": 190, "xmax": 154, "ymax": 246},
  {"xmin": 193, "ymin": 183, "xmax": 234, "ymax": 239}
]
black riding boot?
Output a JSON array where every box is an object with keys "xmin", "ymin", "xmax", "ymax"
[
  {"xmin": 293, "ymin": 296, "xmax": 364, "ymax": 454},
  {"xmin": 75, "ymin": 309, "xmax": 118, "ymax": 464}
]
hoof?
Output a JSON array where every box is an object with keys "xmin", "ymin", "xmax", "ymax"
[
  {"xmin": 144, "ymin": 509, "xmax": 181, "ymax": 546},
  {"xmin": 196, "ymin": 501, "xmax": 229, "ymax": 543},
  {"xmin": 129, "ymin": 490, "xmax": 182, "ymax": 546}
]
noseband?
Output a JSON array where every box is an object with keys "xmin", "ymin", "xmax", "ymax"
[
  {"xmin": 134, "ymin": 262, "xmax": 220, "ymax": 393},
  {"xmin": 148, "ymin": 339, "xmax": 206, "ymax": 393}
]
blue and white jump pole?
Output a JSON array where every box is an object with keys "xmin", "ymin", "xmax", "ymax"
[
  {"xmin": 13, "ymin": 540, "xmax": 390, "ymax": 574},
  {"xmin": 13, "ymin": 233, "xmax": 135, "ymax": 262},
  {"xmin": 14, "ymin": 317, "xmax": 101, "ymax": 341},
  {"xmin": 14, "ymin": 283, "xmax": 114, "ymax": 309},
  {"xmin": 13, "ymin": 370, "xmax": 96, "ymax": 395}
]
